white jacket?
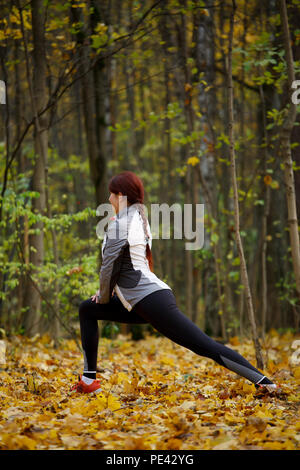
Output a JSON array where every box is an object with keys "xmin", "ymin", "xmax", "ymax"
[{"xmin": 99, "ymin": 202, "xmax": 171, "ymax": 311}]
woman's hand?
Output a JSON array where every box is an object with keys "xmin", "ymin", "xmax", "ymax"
[
  {"xmin": 91, "ymin": 289, "xmax": 100, "ymax": 303},
  {"xmin": 91, "ymin": 289, "xmax": 114, "ymax": 303}
]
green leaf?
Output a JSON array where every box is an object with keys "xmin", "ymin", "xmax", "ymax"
[
  {"xmin": 211, "ymin": 233, "xmax": 219, "ymax": 244},
  {"xmin": 232, "ymin": 257, "xmax": 240, "ymax": 266}
]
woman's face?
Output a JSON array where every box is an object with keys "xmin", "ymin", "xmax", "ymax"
[{"xmin": 109, "ymin": 192, "xmax": 127, "ymax": 213}]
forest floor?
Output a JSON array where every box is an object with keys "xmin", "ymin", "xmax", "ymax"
[{"xmin": 0, "ymin": 329, "xmax": 299, "ymax": 450}]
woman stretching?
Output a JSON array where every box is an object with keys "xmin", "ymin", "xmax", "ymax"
[{"xmin": 71, "ymin": 171, "xmax": 277, "ymax": 394}]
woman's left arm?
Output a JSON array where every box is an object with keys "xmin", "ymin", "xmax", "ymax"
[{"xmin": 97, "ymin": 218, "xmax": 129, "ymax": 303}]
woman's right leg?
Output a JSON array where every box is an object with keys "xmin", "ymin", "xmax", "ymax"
[
  {"xmin": 78, "ymin": 293, "xmax": 148, "ymax": 378},
  {"xmin": 132, "ymin": 289, "xmax": 276, "ymax": 389}
]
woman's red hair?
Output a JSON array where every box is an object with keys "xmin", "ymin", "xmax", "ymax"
[{"xmin": 108, "ymin": 171, "xmax": 154, "ymax": 272}]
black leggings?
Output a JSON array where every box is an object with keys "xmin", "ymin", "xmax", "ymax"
[{"xmin": 78, "ymin": 289, "xmax": 272, "ymax": 385}]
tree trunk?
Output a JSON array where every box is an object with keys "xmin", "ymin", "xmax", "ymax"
[
  {"xmin": 20, "ymin": 0, "xmax": 48, "ymax": 337},
  {"xmin": 176, "ymin": 2, "xmax": 194, "ymax": 321},
  {"xmin": 258, "ymin": 81, "xmax": 271, "ymax": 339},
  {"xmin": 279, "ymin": 0, "xmax": 300, "ymax": 301},
  {"xmin": 70, "ymin": 2, "xmax": 108, "ymax": 208},
  {"xmin": 218, "ymin": 0, "xmax": 235, "ymax": 337},
  {"xmin": 14, "ymin": 38, "xmax": 27, "ymax": 332},
  {"xmin": 192, "ymin": 0, "xmax": 227, "ymax": 339},
  {"xmin": 227, "ymin": 0, "xmax": 264, "ymax": 369}
]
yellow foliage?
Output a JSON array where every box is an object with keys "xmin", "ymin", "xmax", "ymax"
[
  {"xmin": 116, "ymin": 371, "xmax": 129, "ymax": 384},
  {"xmin": 293, "ymin": 367, "xmax": 300, "ymax": 379},
  {"xmin": 229, "ymin": 336, "xmax": 240, "ymax": 346},
  {"xmin": 160, "ymin": 355, "xmax": 175, "ymax": 366},
  {"xmin": 187, "ymin": 156, "xmax": 200, "ymax": 166},
  {"xmin": 0, "ymin": 333, "xmax": 299, "ymax": 450},
  {"xmin": 264, "ymin": 174, "xmax": 272, "ymax": 186}
]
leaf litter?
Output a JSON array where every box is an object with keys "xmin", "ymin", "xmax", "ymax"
[{"xmin": 0, "ymin": 329, "xmax": 299, "ymax": 450}]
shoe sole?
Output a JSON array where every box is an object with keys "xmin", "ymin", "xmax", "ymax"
[{"xmin": 69, "ymin": 387, "xmax": 103, "ymax": 395}]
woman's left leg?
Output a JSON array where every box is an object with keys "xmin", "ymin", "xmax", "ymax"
[
  {"xmin": 132, "ymin": 289, "xmax": 276, "ymax": 389},
  {"xmin": 78, "ymin": 293, "xmax": 148, "ymax": 378}
]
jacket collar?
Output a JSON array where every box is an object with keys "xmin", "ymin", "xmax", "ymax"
[{"xmin": 116, "ymin": 202, "xmax": 138, "ymax": 219}]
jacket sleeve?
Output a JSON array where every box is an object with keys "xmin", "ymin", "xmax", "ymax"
[{"xmin": 98, "ymin": 217, "xmax": 129, "ymax": 304}]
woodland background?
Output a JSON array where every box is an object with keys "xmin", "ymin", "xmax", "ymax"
[
  {"xmin": 0, "ymin": 0, "xmax": 300, "ymax": 346},
  {"xmin": 0, "ymin": 0, "xmax": 300, "ymax": 452}
]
